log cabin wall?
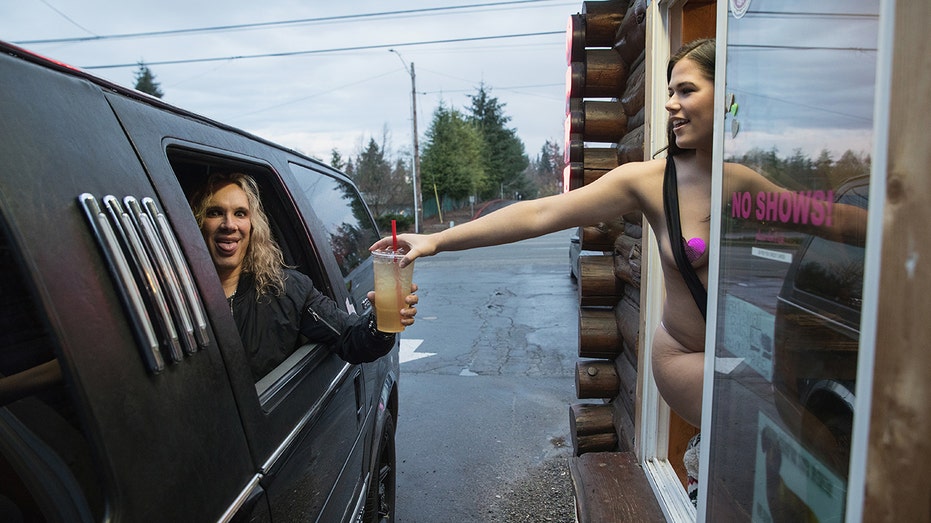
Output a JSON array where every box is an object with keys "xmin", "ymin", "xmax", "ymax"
[
  {"xmin": 566, "ymin": 0, "xmax": 646, "ymax": 457},
  {"xmin": 564, "ymin": 3, "xmax": 673, "ymax": 519}
]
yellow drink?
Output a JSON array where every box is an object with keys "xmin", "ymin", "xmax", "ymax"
[{"xmin": 372, "ymin": 251, "xmax": 414, "ymax": 333}]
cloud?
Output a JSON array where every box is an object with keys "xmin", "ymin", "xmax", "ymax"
[
  {"xmin": 5, "ymin": 0, "xmax": 574, "ymax": 162},
  {"xmin": 724, "ymin": 3, "xmax": 880, "ymax": 158}
]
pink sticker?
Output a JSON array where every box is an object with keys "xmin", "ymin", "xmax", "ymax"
[{"xmin": 685, "ymin": 237, "xmax": 706, "ymax": 263}]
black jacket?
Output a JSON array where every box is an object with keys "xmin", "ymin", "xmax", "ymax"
[{"xmin": 230, "ymin": 269, "xmax": 394, "ymax": 378}]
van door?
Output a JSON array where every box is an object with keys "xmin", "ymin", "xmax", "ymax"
[
  {"xmin": 106, "ymin": 93, "xmax": 368, "ymax": 520},
  {"xmin": 0, "ymin": 50, "xmax": 259, "ymax": 521}
]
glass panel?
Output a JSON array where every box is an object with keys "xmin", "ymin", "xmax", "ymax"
[
  {"xmin": 290, "ymin": 164, "xmax": 380, "ymax": 310},
  {"xmin": 290, "ymin": 166, "xmax": 380, "ymax": 277},
  {"xmin": 708, "ymin": 1, "xmax": 878, "ymax": 520}
]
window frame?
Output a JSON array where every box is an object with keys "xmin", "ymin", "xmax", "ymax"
[
  {"xmin": 637, "ymin": 1, "xmax": 705, "ymax": 521},
  {"xmin": 166, "ymin": 146, "xmax": 346, "ymax": 395}
]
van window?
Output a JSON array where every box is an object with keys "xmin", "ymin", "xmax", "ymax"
[
  {"xmin": 0, "ymin": 217, "xmax": 102, "ymax": 520},
  {"xmin": 795, "ymin": 238, "xmax": 864, "ymax": 309},
  {"xmin": 168, "ymin": 150, "xmax": 333, "ymax": 389},
  {"xmin": 289, "ymin": 164, "xmax": 380, "ymax": 279},
  {"xmin": 794, "ymin": 183, "xmax": 868, "ymax": 310}
]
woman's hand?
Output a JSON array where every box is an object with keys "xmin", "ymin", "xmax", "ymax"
[{"xmin": 370, "ymin": 234, "xmax": 438, "ymax": 268}]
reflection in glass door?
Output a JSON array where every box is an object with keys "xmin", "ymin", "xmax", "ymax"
[{"xmin": 709, "ymin": 1, "xmax": 878, "ymax": 520}]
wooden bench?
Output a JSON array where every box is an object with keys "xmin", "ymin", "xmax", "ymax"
[{"xmin": 568, "ymin": 451, "xmax": 665, "ymax": 522}]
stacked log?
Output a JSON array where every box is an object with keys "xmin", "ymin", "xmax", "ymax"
[{"xmin": 566, "ymin": 0, "xmax": 646, "ymax": 457}]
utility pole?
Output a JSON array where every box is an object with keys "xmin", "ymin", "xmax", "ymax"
[{"xmin": 390, "ymin": 49, "xmax": 423, "ymax": 233}]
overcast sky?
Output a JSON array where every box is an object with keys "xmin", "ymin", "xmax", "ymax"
[
  {"xmin": 3, "ymin": 0, "xmax": 577, "ymax": 163},
  {"xmin": 723, "ymin": 2, "xmax": 880, "ymax": 160}
]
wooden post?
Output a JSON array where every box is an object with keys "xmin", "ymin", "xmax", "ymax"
[
  {"xmin": 581, "ymin": 218, "xmax": 626, "ymax": 251},
  {"xmin": 568, "ymin": 49, "xmax": 628, "ymax": 99},
  {"xmin": 582, "ymin": 167, "xmax": 612, "ymax": 186},
  {"xmin": 614, "ymin": 0, "xmax": 648, "ymax": 66},
  {"xmin": 613, "ymin": 235, "xmax": 642, "ymax": 288},
  {"xmin": 584, "ymin": 146, "xmax": 621, "ymax": 170},
  {"xmin": 864, "ymin": 0, "xmax": 931, "ymax": 519},
  {"xmin": 617, "ymin": 126, "xmax": 646, "ymax": 164},
  {"xmin": 620, "ymin": 54, "xmax": 646, "ymax": 117},
  {"xmin": 580, "ymin": 0, "xmax": 627, "ymax": 47},
  {"xmin": 616, "ymin": 287, "xmax": 641, "ymax": 357}
]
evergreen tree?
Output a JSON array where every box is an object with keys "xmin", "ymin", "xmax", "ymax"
[
  {"xmin": 133, "ymin": 62, "xmax": 164, "ymax": 98},
  {"xmin": 784, "ymin": 148, "xmax": 818, "ymax": 189},
  {"xmin": 832, "ymin": 150, "xmax": 871, "ymax": 186},
  {"xmin": 526, "ymin": 139, "xmax": 565, "ymax": 197},
  {"xmin": 813, "ymin": 149, "xmax": 834, "ymax": 186},
  {"xmin": 330, "ymin": 148, "xmax": 347, "ymax": 171},
  {"xmin": 349, "ymin": 135, "xmax": 410, "ymax": 217},
  {"xmin": 466, "ymin": 84, "xmax": 530, "ymax": 200},
  {"xmin": 420, "ymin": 102, "xmax": 485, "ymax": 201}
]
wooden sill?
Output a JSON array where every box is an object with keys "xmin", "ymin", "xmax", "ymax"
[{"xmin": 569, "ymin": 451, "xmax": 666, "ymax": 522}]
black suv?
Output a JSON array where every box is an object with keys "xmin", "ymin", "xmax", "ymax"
[
  {"xmin": 772, "ymin": 175, "xmax": 868, "ymax": 477},
  {"xmin": 0, "ymin": 41, "xmax": 398, "ymax": 522}
]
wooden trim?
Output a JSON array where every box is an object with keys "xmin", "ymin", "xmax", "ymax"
[{"xmin": 863, "ymin": 0, "xmax": 931, "ymax": 520}]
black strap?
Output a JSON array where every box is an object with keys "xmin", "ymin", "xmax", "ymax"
[{"xmin": 663, "ymin": 158, "xmax": 708, "ymax": 320}]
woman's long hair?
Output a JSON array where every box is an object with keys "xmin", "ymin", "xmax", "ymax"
[
  {"xmin": 191, "ymin": 172, "xmax": 286, "ymax": 297},
  {"xmin": 663, "ymin": 38, "xmax": 716, "ymax": 158}
]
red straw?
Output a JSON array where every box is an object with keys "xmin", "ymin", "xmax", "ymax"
[{"xmin": 391, "ymin": 219, "xmax": 398, "ymax": 251}]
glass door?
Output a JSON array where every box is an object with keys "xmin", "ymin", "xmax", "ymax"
[{"xmin": 706, "ymin": 1, "xmax": 879, "ymax": 520}]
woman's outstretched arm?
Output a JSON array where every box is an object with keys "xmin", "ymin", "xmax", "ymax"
[{"xmin": 371, "ymin": 159, "xmax": 659, "ymax": 267}]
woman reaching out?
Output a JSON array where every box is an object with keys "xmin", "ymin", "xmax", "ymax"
[
  {"xmin": 371, "ymin": 37, "xmax": 863, "ymax": 439},
  {"xmin": 375, "ymin": 39, "xmax": 718, "ymax": 428}
]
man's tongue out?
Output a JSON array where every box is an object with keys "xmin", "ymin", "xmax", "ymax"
[{"xmin": 217, "ymin": 239, "xmax": 238, "ymax": 255}]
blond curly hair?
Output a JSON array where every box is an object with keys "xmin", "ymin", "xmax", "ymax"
[{"xmin": 191, "ymin": 172, "xmax": 286, "ymax": 297}]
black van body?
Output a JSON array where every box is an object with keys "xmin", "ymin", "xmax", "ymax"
[{"xmin": 0, "ymin": 41, "xmax": 398, "ymax": 522}]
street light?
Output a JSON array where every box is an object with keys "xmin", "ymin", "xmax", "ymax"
[{"xmin": 389, "ymin": 48, "xmax": 423, "ymax": 233}]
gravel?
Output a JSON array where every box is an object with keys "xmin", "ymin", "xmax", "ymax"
[{"xmin": 484, "ymin": 455, "xmax": 576, "ymax": 523}]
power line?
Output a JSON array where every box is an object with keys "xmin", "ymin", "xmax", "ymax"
[
  {"xmin": 37, "ymin": 0, "xmax": 97, "ymax": 37},
  {"xmin": 82, "ymin": 31, "xmax": 564, "ymax": 70},
  {"xmin": 18, "ymin": 0, "xmax": 570, "ymax": 45}
]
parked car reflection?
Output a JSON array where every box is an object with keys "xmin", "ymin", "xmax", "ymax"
[{"xmin": 772, "ymin": 175, "xmax": 868, "ymax": 476}]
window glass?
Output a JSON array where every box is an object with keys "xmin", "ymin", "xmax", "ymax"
[
  {"xmin": 708, "ymin": 1, "xmax": 878, "ymax": 520},
  {"xmin": 168, "ymin": 151, "xmax": 329, "ymax": 386},
  {"xmin": 290, "ymin": 164, "xmax": 380, "ymax": 278},
  {"xmin": 289, "ymin": 163, "xmax": 380, "ymax": 310}
]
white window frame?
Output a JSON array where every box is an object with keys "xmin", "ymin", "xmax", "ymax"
[
  {"xmin": 846, "ymin": 0, "xmax": 893, "ymax": 519},
  {"xmin": 637, "ymin": 1, "xmax": 713, "ymax": 521}
]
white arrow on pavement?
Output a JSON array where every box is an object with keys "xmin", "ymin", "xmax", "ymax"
[{"xmin": 399, "ymin": 338, "xmax": 435, "ymax": 364}]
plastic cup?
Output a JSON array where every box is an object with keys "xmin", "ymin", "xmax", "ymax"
[{"xmin": 372, "ymin": 250, "xmax": 414, "ymax": 333}]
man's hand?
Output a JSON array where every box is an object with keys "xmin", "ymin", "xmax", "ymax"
[{"xmin": 367, "ymin": 282, "xmax": 419, "ymax": 327}]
